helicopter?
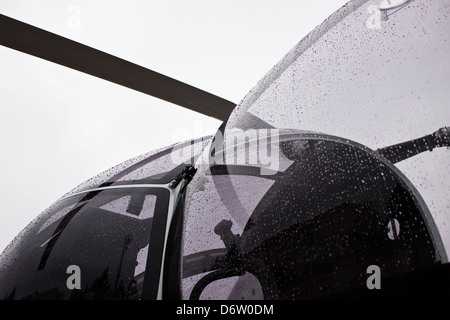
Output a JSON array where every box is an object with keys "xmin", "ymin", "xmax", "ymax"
[{"xmin": 0, "ymin": 0, "xmax": 449, "ymax": 300}]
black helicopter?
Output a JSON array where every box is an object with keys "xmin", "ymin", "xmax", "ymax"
[{"xmin": 1, "ymin": 0, "xmax": 449, "ymax": 300}]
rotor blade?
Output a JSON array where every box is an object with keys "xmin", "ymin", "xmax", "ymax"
[{"xmin": 0, "ymin": 14, "xmax": 236, "ymax": 121}]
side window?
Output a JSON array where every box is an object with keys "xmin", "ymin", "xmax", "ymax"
[{"xmin": 0, "ymin": 187, "xmax": 170, "ymax": 300}]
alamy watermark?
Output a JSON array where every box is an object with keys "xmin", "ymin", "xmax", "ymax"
[
  {"xmin": 66, "ymin": 265, "xmax": 81, "ymax": 290},
  {"xmin": 366, "ymin": 265, "xmax": 381, "ymax": 290},
  {"xmin": 66, "ymin": 5, "xmax": 82, "ymax": 30},
  {"xmin": 366, "ymin": 5, "xmax": 382, "ymax": 30}
]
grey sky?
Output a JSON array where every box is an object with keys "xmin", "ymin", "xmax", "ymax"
[{"xmin": 0, "ymin": 1, "xmax": 348, "ymax": 252}]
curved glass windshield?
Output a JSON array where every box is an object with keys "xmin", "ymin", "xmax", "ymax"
[
  {"xmin": 220, "ymin": 0, "xmax": 450, "ymax": 259},
  {"xmin": 180, "ymin": 0, "xmax": 450, "ymax": 299}
]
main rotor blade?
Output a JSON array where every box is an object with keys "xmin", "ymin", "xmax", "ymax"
[{"xmin": 0, "ymin": 14, "xmax": 236, "ymax": 121}]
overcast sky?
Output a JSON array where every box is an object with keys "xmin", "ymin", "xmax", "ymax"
[{"xmin": 0, "ymin": 1, "xmax": 349, "ymax": 252}]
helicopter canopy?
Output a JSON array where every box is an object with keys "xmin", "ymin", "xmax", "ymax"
[
  {"xmin": 1, "ymin": 0, "xmax": 449, "ymax": 301},
  {"xmin": 217, "ymin": 0, "xmax": 450, "ymax": 255},
  {"xmin": 180, "ymin": 0, "xmax": 450, "ymax": 299}
]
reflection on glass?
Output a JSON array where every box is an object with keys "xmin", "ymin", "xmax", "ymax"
[
  {"xmin": 182, "ymin": 135, "xmax": 447, "ymax": 299},
  {"xmin": 0, "ymin": 188, "xmax": 168, "ymax": 300}
]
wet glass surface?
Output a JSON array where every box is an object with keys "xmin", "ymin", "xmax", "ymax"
[
  {"xmin": 180, "ymin": 0, "xmax": 450, "ymax": 299},
  {"xmin": 226, "ymin": 0, "xmax": 450, "ymax": 254},
  {"xmin": 0, "ymin": 187, "xmax": 169, "ymax": 300},
  {"xmin": 181, "ymin": 134, "xmax": 446, "ymax": 299},
  {"xmin": 62, "ymin": 137, "xmax": 211, "ymax": 196}
]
